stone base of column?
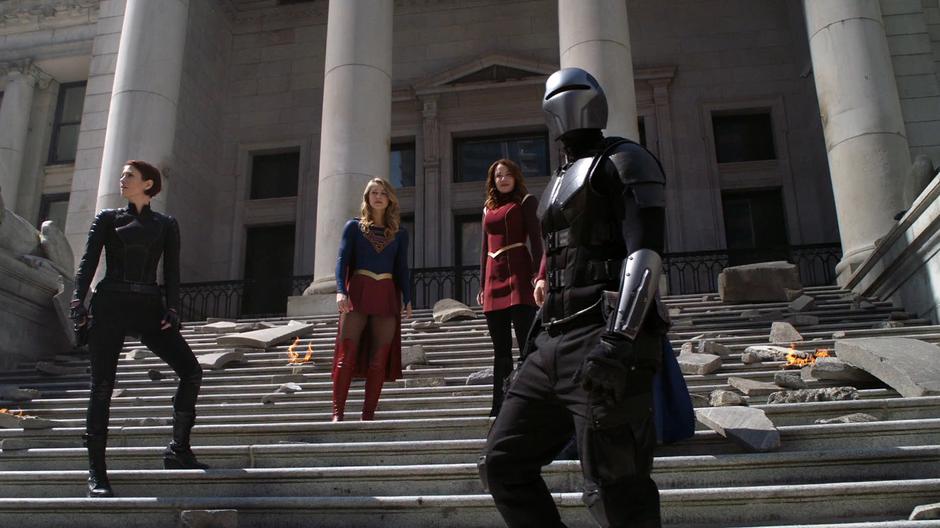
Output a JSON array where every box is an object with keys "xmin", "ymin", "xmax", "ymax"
[
  {"xmin": 287, "ymin": 276, "xmax": 337, "ymax": 316},
  {"xmin": 835, "ymin": 244, "xmax": 876, "ymax": 287}
]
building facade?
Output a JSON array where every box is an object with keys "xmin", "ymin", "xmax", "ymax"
[{"xmin": 2, "ymin": 0, "xmax": 939, "ymax": 315}]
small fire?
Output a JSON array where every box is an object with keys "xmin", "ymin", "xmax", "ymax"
[
  {"xmin": 287, "ymin": 337, "xmax": 314, "ymax": 364},
  {"xmin": 0, "ymin": 408, "xmax": 27, "ymax": 418},
  {"xmin": 784, "ymin": 345, "xmax": 831, "ymax": 369}
]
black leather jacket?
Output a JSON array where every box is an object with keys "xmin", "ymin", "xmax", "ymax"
[{"xmin": 72, "ymin": 203, "xmax": 181, "ymax": 310}]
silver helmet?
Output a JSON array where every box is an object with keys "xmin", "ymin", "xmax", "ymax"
[{"xmin": 542, "ymin": 68, "xmax": 608, "ymax": 140}]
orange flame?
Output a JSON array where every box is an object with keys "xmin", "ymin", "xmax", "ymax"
[
  {"xmin": 784, "ymin": 347, "xmax": 832, "ymax": 369},
  {"xmin": 287, "ymin": 337, "xmax": 313, "ymax": 364},
  {"xmin": 0, "ymin": 408, "xmax": 28, "ymax": 418}
]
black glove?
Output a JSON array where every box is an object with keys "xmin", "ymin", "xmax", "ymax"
[
  {"xmin": 575, "ymin": 333, "xmax": 652, "ymax": 405},
  {"xmin": 70, "ymin": 301, "xmax": 88, "ymax": 327},
  {"xmin": 161, "ymin": 309, "xmax": 180, "ymax": 331}
]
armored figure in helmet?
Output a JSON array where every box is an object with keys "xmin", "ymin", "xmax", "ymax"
[{"xmin": 479, "ymin": 68, "xmax": 669, "ymax": 528}]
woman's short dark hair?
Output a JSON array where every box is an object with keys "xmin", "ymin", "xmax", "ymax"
[{"xmin": 126, "ymin": 160, "xmax": 162, "ymax": 197}]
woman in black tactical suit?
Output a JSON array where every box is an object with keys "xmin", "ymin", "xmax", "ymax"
[{"xmin": 70, "ymin": 160, "xmax": 207, "ymax": 498}]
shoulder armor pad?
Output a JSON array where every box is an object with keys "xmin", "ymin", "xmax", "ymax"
[{"xmin": 605, "ymin": 141, "xmax": 666, "ymax": 187}]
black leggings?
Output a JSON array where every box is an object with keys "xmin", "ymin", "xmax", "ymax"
[
  {"xmin": 484, "ymin": 304, "xmax": 537, "ymax": 415},
  {"xmin": 85, "ymin": 291, "xmax": 202, "ymax": 436}
]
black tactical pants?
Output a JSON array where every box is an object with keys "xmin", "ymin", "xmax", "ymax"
[
  {"xmin": 85, "ymin": 291, "xmax": 203, "ymax": 436},
  {"xmin": 484, "ymin": 304, "xmax": 538, "ymax": 415},
  {"xmin": 480, "ymin": 315, "xmax": 661, "ymax": 528}
]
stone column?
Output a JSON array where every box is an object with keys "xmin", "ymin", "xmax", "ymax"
[
  {"xmin": 558, "ymin": 0, "xmax": 639, "ymax": 141},
  {"xmin": 0, "ymin": 62, "xmax": 40, "ymax": 212},
  {"xmin": 308, "ymin": 0, "xmax": 393, "ymax": 291},
  {"xmin": 804, "ymin": 0, "xmax": 910, "ymax": 284},
  {"xmin": 95, "ymin": 0, "xmax": 189, "ymax": 213},
  {"xmin": 419, "ymin": 95, "xmax": 441, "ymax": 267}
]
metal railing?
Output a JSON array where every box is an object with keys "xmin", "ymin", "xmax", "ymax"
[{"xmin": 178, "ymin": 243, "xmax": 841, "ymax": 321}]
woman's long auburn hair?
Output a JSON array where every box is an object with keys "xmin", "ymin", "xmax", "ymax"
[
  {"xmin": 484, "ymin": 159, "xmax": 528, "ymax": 210},
  {"xmin": 359, "ymin": 178, "xmax": 401, "ymax": 238}
]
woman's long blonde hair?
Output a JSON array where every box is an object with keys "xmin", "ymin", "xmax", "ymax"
[{"xmin": 359, "ymin": 178, "xmax": 400, "ymax": 238}]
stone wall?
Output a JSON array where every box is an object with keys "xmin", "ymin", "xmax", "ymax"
[{"xmin": 881, "ymin": 0, "xmax": 940, "ymax": 168}]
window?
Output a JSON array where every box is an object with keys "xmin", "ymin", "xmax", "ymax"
[
  {"xmin": 454, "ymin": 214, "xmax": 482, "ymax": 267},
  {"xmin": 38, "ymin": 193, "xmax": 70, "ymax": 229},
  {"xmin": 48, "ymin": 82, "xmax": 86, "ymax": 164},
  {"xmin": 712, "ymin": 112, "xmax": 775, "ymax": 163},
  {"xmin": 250, "ymin": 150, "xmax": 299, "ymax": 199},
  {"xmin": 454, "ymin": 131, "xmax": 549, "ymax": 182},
  {"xmin": 390, "ymin": 142, "xmax": 416, "ymax": 188}
]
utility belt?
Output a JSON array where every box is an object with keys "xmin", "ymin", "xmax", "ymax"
[
  {"xmin": 487, "ymin": 242, "xmax": 524, "ymax": 259},
  {"xmin": 544, "ymin": 259, "xmax": 621, "ymax": 290},
  {"xmin": 354, "ymin": 269, "xmax": 393, "ymax": 281},
  {"xmin": 95, "ymin": 280, "xmax": 162, "ymax": 296}
]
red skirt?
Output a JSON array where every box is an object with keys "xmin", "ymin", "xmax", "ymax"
[{"xmin": 332, "ymin": 272, "xmax": 403, "ymax": 382}]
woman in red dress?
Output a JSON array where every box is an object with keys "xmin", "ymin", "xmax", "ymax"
[
  {"xmin": 332, "ymin": 178, "xmax": 412, "ymax": 421},
  {"xmin": 476, "ymin": 159, "xmax": 543, "ymax": 416}
]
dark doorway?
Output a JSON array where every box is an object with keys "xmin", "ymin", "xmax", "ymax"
[
  {"xmin": 242, "ymin": 224, "xmax": 296, "ymax": 315},
  {"xmin": 721, "ymin": 188, "xmax": 789, "ymax": 266}
]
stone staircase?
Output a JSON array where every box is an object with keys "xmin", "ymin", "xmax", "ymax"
[{"xmin": 0, "ymin": 285, "xmax": 939, "ymax": 527}]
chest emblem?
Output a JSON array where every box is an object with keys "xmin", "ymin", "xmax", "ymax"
[{"xmin": 364, "ymin": 229, "xmax": 392, "ymax": 254}]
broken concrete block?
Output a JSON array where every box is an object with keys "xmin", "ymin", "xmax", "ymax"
[
  {"xmin": 401, "ymin": 344, "xmax": 427, "ymax": 367},
  {"xmin": 35, "ymin": 362, "xmax": 87, "ymax": 376},
  {"xmin": 147, "ymin": 369, "xmax": 165, "ymax": 381},
  {"xmin": 197, "ymin": 350, "xmax": 246, "ymax": 370},
  {"xmin": 718, "ymin": 261, "xmax": 802, "ymax": 303},
  {"xmin": 677, "ymin": 353, "xmax": 722, "ymax": 375},
  {"xmin": 0, "ymin": 412, "xmax": 58, "ymax": 429},
  {"xmin": 836, "ymin": 338, "xmax": 940, "ymax": 398},
  {"xmin": 466, "ymin": 367, "xmax": 494, "ymax": 386},
  {"xmin": 807, "ymin": 357, "xmax": 880, "ymax": 384},
  {"xmin": 195, "ymin": 321, "xmax": 258, "ymax": 334},
  {"xmin": 432, "ymin": 299, "xmax": 476, "ymax": 323},
  {"xmin": 814, "ymin": 413, "xmax": 878, "ymax": 425},
  {"xmin": 216, "ymin": 320, "xmax": 314, "ymax": 349},
  {"xmin": 783, "ymin": 314, "xmax": 820, "ymax": 327},
  {"xmin": 788, "ymin": 295, "xmax": 816, "ymax": 313},
  {"xmin": 695, "ymin": 406, "xmax": 780, "ymax": 452},
  {"xmin": 126, "ymin": 348, "xmax": 154, "ymax": 360},
  {"xmin": 111, "ymin": 388, "xmax": 126, "ymax": 398},
  {"xmin": 404, "ymin": 377, "xmax": 446, "ymax": 388},
  {"xmin": 696, "ymin": 340, "xmax": 730, "ymax": 356},
  {"xmin": 773, "ymin": 371, "xmax": 807, "ymax": 390},
  {"xmin": 769, "ymin": 322, "xmax": 803, "ymax": 344},
  {"xmin": 910, "ymin": 502, "xmax": 940, "ymax": 521},
  {"xmin": 709, "ymin": 389, "xmax": 747, "ymax": 407},
  {"xmin": 728, "ymin": 376, "xmax": 780, "ymax": 396},
  {"xmin": 411, "ymin": 320, "xmax": 440, "ymax": 331},
  {"xmin": 766, "ymin": 386, "xmax": 859, "ymax": 404},
  {"xmin": 740, "ymin": 345, "xmax": 793, "ymax": 364}
]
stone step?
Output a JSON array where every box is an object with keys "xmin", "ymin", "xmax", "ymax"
[
  {"xmin": 0, "ymin": 478, "xmax": 937, "ymax": 527},
  {"xmin": 2, "ymin": 416, "xmax": 939, "ymax": 456},
  {"xmin": 0, "ymin": 444, "xmax": 935, "ymax": 492}
]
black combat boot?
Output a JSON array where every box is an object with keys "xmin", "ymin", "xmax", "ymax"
[
  {"xmin": 83, "ymin": 433, "xmax": 114, "ymax": 497},
  {"xmin": 163, "ymin": 411, "xmax": 209, "ymax": 470}
]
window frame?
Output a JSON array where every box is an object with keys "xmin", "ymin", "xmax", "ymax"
[
  {"xmin": 248, "ymin": 148, "xmax": 301, "ymax": 200},
  {"xmin": 452, "ymin": 130, "xmax": 550, "ymax": 183},
  {"xmin": 47, "ymin": 81, "xmax": 87, "ymax": 165}
]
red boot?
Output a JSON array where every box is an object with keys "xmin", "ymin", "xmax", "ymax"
[
  {"xmin": 332, "ymin": 339, "xmax": 357, "ymax": 422},
  {"xmin": 361, "ymin": 345, "xmax": 391, "ymax": 421}
]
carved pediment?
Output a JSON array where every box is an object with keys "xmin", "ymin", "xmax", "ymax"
[{"xmin": 414, "ymin": 53, "xmax": 556, "ymax": 95}]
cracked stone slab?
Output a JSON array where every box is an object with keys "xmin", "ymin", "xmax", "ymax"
[
  {"xmin": 35, "ymin": 362, "xmax": 87, "ymax": 376},
  {"xmin": 728, "ymin": 376, "xmax": 780, "ymax": 396},
  {"xmin": 807, "ymin": 357, "xmax": 880, "ymax": 384},
  {"xmin": 432, "ymin": 299, "xmax": 476, "ymax": 323},
  {"xmin": 788, "ymin": 295, "xmax": 816, "ymax": 313},
  {"xmin": 835, "ymin": 337, "xmax": 940, "ymax": 397},
  {"xmin": 466, "ymin": 367, "xmax": 494, "ymax": 386},
  {"xmin": 197, "ymin": 351, "xmax": 246, "ymax": 370},
  {"xmin": 195, "ymin": 321, "xmax": 261, "ymax": 334},
  {"xmin": 773, "ymin": 371, "xmax": 807, "ymax": 390},
  {"xmin": 0, "ymin": 386, "xmax": 40, "ymax": 402},
  {"xmin": 718, "ymin": 261, "xmax": 802, "ymax": 303},
  {"xmin": 695, "ymin": 406, "xmax": 780, "ymax": 452},
  {"xmin": 261, "ymin": 382, "xmax": 304, "ymax": 404},
  {"xmin": 677, "ymin": 353, "xmax": 722, "ymax": 375},
  {"xmin": 410, "ymin": 320, "xmax": 441, "ymax": 331},
  {"xmin": 0, "ymin": 412, "xmax": 59, "ymax": 430},
  {"xmin": 125, "ymin": 348, "xmax": 154, "ymax": 360},
  {"xmin": 216, "ymin": 320, "xmax": 314, "ymax": 349},
  {"xmin": 910, "ymin": 502, "xmax": 940, "ymax": 520}
]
